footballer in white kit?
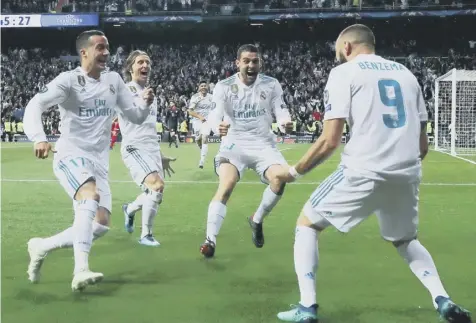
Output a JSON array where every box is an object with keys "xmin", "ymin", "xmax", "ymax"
[
  {"xmin": 275, "ymin": 24, "xmax": 471, "ymax": 323},
  {"xmin": 199, "ymin": 44, "xmax": 294, "ymax": 258},
  {"xmin": 188, "ymin": 81, "xmax": 213, "ymax": 168},
  {"xmin": 119, "ymin": 50, "xmax": 176, "ymax": 247},
  {"xmin": 23, "ymin": 30, "xmax": 155, "ymax": 292}
]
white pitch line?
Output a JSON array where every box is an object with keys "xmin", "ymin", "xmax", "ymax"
[{"xmin": 1, "ymin": 178, "xmax": 475, "ymax": 186}]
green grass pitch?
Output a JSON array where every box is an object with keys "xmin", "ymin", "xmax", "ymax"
[{"xmin": 1, "ymin": 142, "xmax": 475, "ymax": 323}]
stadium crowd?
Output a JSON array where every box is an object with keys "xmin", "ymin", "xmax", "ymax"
[
  {"xmin": 2, "ymin": 0, "xmax": 475, "ymax": 14},
  {"xmin": 2, "ymin": 39, "xmax": 475, "ymax": 140}
]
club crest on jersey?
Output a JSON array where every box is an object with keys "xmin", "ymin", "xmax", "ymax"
[
  {"xmin": 230, "ymin": 84, "xmax": 238, "ymax": 94},
  {"xmin": 110, "ymin": 85, "xmax": 115, "ymax": 94},
  {"xmin": 77, "ymin": 75, "xmax": 86, "ymax": 87},
  {"xmin": 129, "ymin": 86, "xmax": 137, "ymax": 94},
  {"xmin": 260, "ymin": 91, "xmax": 267, "ymax": 100},
  {"xmin": 324, "ymin": 89, "xmax": 329, "ymax": 105}
]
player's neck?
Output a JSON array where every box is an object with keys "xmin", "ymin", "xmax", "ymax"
[
  {"xmin": 133, "ymin": 79, "xmax": 147, "ymax": 88},
  {"xmin": 81, "ymin": 65, "xmax": 101, "ymax": 80}
]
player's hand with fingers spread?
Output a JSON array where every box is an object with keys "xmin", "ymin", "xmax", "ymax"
[
  {"xmin": 161, "ymin": 156, "xmax": 176, "ymax": 177},
  {"xmin": 282, "ymin": 121, "xmax": 294, "ymax": 134},
  {"xmin": 218, "ymin": 121, "xmax": 230, "ymax": 137},
  {"xmin": 142, "ymin": 87, "xmax": 155, "ymax": 106},
  {"xmin": 34, "ymin": 141, "xmax": 56, "ymax": 159}
]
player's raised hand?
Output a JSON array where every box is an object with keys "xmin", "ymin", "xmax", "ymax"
[
  {"xmin": 282, "ymin": 121, "xmax": 294, "ymax": 134},
  {"xmin": 142, "ymin": 88, "xmax": 155, "ymax": 106},
  {"xmin": 34, "ymin": 141, "xmax": 56, "ymax": 159},
  {"xmin": 218, "ymin": 121, "xmax": 230, "ymax": 137},
  {"xmin": 162, "ymin": 156, "xmax": 176, "ymax": 177}
]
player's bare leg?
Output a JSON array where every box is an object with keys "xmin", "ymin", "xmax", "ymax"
[
  {"xmin": 200, "ymin": 161, "xmax": 239, "ymax": 258},
  {"xmin": 27, "ymin": 207, "xmax": 110, "ymax": 284},
  {"xmin": 134, "ymin": 172, "xmax": 164, "ymax": 246},
  {"xmin": 196, "ymin": 135, "xmax": 203, "ymax": 150},
  {"xmin": 198, "ymin": 134, "xmax": 209, "ymax": 169},
  {"xmin": 248, "ymin": 164, "xmax": 286, "ymax": 248}
]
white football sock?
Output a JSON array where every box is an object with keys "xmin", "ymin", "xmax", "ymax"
[
  {"xmin": 199, "ymin": 144, "xmax": 208, "ymax": 165},
  {"xmin": 396, "ymin": 239, "xmax": 450, "ymax": 309},
  {"xmin": 127, "ymin": 192, "xmax": 147, "ymax": 215},
  {"xmin": 253, "ymin": 185, "xmax": 282, "ymax": 223},
  {"xmin": 141, "ymin": 190, "xmax": 162, "ymax": 238},
  {"xmin": 206, "ymin": 201, "xmax": 226, "ymax": 244},
  {"xmin": 40, "ymin": 221, "xmax": 109, "ymax": 253},
  {"xmin": 294, "ymin": 226, "xmax": 319, "ymax": 307},
  {"xmin": 73, "ymin": 199, "xmax": 98, "ymax": 274}
]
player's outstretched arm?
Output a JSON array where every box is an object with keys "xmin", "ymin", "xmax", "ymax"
[
  {"xmin": 207, "ymin": 84, "xmax": 227, "ymax": 135},
  {"xmin": 294, "ymin": 118, "xmax": 345, "ymax": 174},
  {"xmin": 115, "ymin": 76, "xmax": 151, "ymax": 124},
  {"xmin": 24, "ymin": 73, "xmax": 69, "ymax": 158},
  {"xmin": 272, "ymin": 81, "xmax": 293, "ymax": 133}
]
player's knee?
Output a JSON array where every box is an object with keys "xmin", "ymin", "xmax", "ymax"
[
  {"xmin": 392, "ymin": 236, "xmax": 417, "ymax": 248},
  {"xmin": 297, "ymin": 208, "xmax": 330, "ymax": 232},
  {"xmin": 144, "ymin": 173, "xmax": 164, "ymax": 193}
]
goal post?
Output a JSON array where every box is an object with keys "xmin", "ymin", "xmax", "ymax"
[{"xmin": 434, "ymin": 69, "xmax": 476, "ymax": 163}]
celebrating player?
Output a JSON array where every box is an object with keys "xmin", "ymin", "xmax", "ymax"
[
  {"xmin": 188, "ymin": 81, "xmax": 213, "ymax": 169},
  {"xmin": 120, "ymin": 50, "xmax": 176, "ymax": 246},
  {"xmin": 199, "ymin": 44, "xmax": 294, "ymax": 258},
  {"xmin": 23, "ymin": 30, "xmax": 155, "ymax": 291},
  {"xmin": 110, "ymin": 117, "xmax": 120, "ymax": 150},
  {"xmin": 275, "ymin": 24, "xmax": 471, "ymax": 323}
]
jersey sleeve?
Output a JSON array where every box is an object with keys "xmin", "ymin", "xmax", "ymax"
[
  {"xmin": 323, "ymin": 67, "xmax": 351, "ymax": 121},
  {"xmin": 115, "ymin": 74, "xmax": 150, "ymax": 124},
  {"xmin": 271, "ymin": 80, "xmax": 291, "ymax": 126},
  {"xmin": 207, "ymin": 83, "xmax": 226, "ymax": 133},
  {"xmin": 24, "ymin": 72, "xmax": 71, "ymax": 144}
]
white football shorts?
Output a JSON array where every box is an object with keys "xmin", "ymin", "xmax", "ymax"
[
  {"xmin": 192, "ymin": 119, "xmax": 211, "ymax": 138},
  {"xmin": 53, "ymin": 153, "xmax": 112, "ymax": 212},
  {"xmin": 121, "ymin": 145, "xmax": 164, "ymax": 189},
  {"xmin": 214, "ymin": 142, "xmax": 288, "ymax": 184},
  {"xmin": 303, "ymin": 167, "xmax": 419, "ymax": 242}
]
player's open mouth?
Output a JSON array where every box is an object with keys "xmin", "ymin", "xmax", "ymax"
[
  {"xmin": 247, "ymin": 71, "xmax": 257, "ymax": 77},
  {"xmin": 140, "ymin": 71, "xmax": 148, "ymax": 76}
]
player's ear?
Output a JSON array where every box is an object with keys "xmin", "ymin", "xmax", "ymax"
[{"xmin": 235, "ymin": 59, "xmax": 240, "ymax": 69}]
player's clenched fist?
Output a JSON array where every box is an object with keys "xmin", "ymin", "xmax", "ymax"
[
  {"xmin": 34, "ymin": 141, "xmax": 56, "ymax": 159},
  {"xmin": 218, "ymin": 121, "xmax": 230, "ymax": 137},
  {"xmin": 142, "ymin": 88, "xmax": 155, "ymax": 106}
]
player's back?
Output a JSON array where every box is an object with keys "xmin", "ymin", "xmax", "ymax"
[
  {"xmin": 118, "ymin": 81, "xmax": 158, "ymax": 150},
  {"xmin": 334, "ymin": 54, "xmax": 427, "ymax": 181}
]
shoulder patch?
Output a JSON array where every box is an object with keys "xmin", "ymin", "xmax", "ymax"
[
  {"xmin": 39, "ymin": 85, "xmax": 48, "ymax": 93},
  {"xmin": 129, "ymin": 86, "xmax": 137, "ymax": 94},
  {"xmin": 77, "ymin": 75, "xmax": 86, "ymax": 87}
]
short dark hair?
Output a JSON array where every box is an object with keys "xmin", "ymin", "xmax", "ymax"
[
  {"xmin": 237, "ymin": 44, "xmax": 259, "ymax": 59},
  {"xmin": 198, "ymin": 80, "xmax": 207, "ymax": 85},
  {"xmin": 75, "ymin": 30, "xmax": 105, "ymax": 55},
  {"xmin": 340, "ymin": 24, "xmax": 375, "ymax": 49}
]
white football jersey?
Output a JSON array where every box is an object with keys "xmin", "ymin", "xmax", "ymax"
[
  {"xmin": 118, "ymin": 81, "xmax": 159, "ymax": 150},
  {"xmin": 23, "ymin": 67, "xmax": 151, "ymax": 160},
  {"xmin": 189, "ymin": 93, "xmax": 213, "ymax": 120},
  {"xmin": 324, "ymin": 54, "xmax": 428, "ymax": 181},
  {"xmin": 208, "ymin": 73, "xmax": 290, "ymax": 146}
]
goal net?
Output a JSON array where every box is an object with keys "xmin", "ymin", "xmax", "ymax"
[{"xmin": 435, "ymin": 69, "xmax": 476, "ymax": 161}]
